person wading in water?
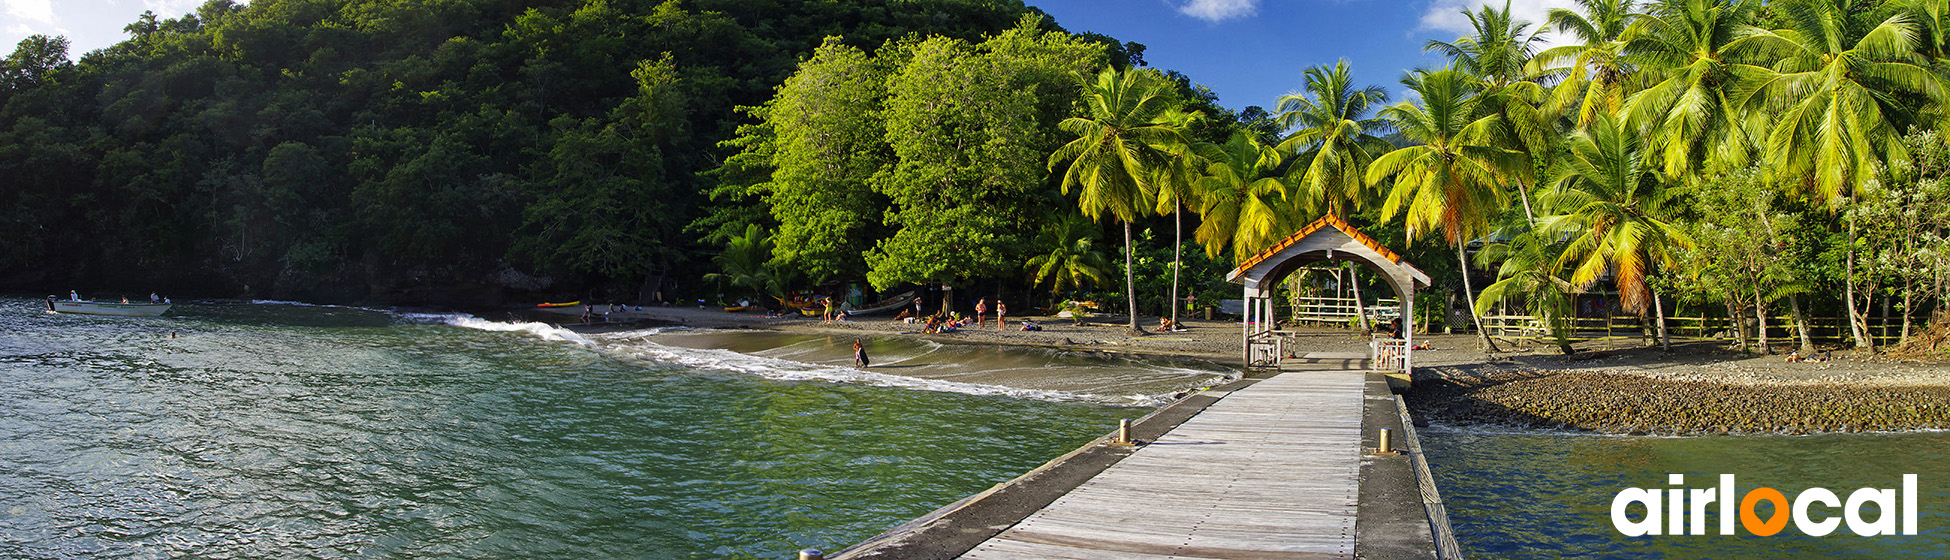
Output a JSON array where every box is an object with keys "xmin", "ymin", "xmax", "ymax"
[{"xmin": 852, "ymin": 339, "xmax": 870, "ymax": 368}]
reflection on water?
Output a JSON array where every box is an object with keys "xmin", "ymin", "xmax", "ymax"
[
  {"xmin": 1421, "ymin": 428, "xmax": 1950, "ymax": 559},
  {"xmin": 0, "ymin": 298, "xmax": 1148, "ymax": 558}
]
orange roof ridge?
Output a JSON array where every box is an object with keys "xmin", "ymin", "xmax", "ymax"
[{"xmin": 1233, "ymin": 213, "xmax": 1407, "ymax": 274}]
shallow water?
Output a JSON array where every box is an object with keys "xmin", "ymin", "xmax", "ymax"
[
  {"xmin": 1421, "ymin": 428, "xmax": 1950, "ymax": 558},
  {"xmin": 0, "ymin": 297, "xmax": 1201, "ymax": 558},
  {"xmin": 637, "ymin": 330, "xmax": 1233, "ymax": 406}
]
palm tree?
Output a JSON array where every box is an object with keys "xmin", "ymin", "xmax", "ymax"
[
  {"xmin": 1275, "ymin": 61, "xmax": 1395, "ymax": 333},
  {"xmin": 1619, "ymin": 0, "xmax": 1763, "ymax": 179},
  {"xmin": 1426, "ymin": 1, "xmax": 1551, "ymax": 88},
  {"xmin": 1190, "ymin": 131, "xmax": 1289, "ymax": 262},
  {"xmin": 1050, "ymin": 67, "xmax": 1187, "ymax": 334},
  {"xmin": 703, "ymin": 224, "xmax": 780, "ymax": 301},
  {"xmin": 1733, "ymin": 0, "xmax": 1945, "ymax": 347},
  {"xmin": 1368, "ymin": 69, "xmax": 1525, "ymax": 351},
  {"xmin": 1425, "ymin": 1, "xmax": 1555, "ymax": 223},
  {"xmin": 1025, "ymin": 213, "xmax": 1114, "ymax": 304},
  {"xmin": 1535, "ymin": 114, "xmax": 1694, "ymax": 350},
  {"xmin": 1150, "ymin": 110, "xmax": 1205, "ymax": 329},
  {"xmin": 1474, "ymin": 229, "xmax": 1579, "ymax": 354},
  {"xmin": 1538, "ymin": 0, "xmax": 1644, "ymax": 129},
  {"xmin": 1734, "ymin": 0, "xmax": 1943, "ymax": 206},
  {"xmin": 1275, "ymin": 60, "xmax": 1394, "ymax": 218}
]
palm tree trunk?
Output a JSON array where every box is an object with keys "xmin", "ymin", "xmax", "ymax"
[
  {"xmin": 1170, "ymin": 201, "xmax": 1182, "ymax": 328},
  {"xmin": 1846, "ymin": 215, "xmax": 1870, "ymax": 348},
  {"xmin": 1515, "ymin": 181, "xmax": 1537, "ymax": 226},
  {"xmin": 1654, "ymin": 289, "xmax": 1670, "ymax": 352},
  {"xmin": 1455, "ymin": 238, "xmax": 1499, "ymax": 352},
  {"xmin": 1348, "ymin": 262, "xmax": 1372, "ymax": 335},
  {"xmin": 1790, "ymin": 293, "xmax": 1816, "ymax": 355},
  {"xmin": 1124, "ymin": 220, "xmax": 1142, "ymax": 335}
]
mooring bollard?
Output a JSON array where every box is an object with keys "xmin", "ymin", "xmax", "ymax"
[
  {"xmin": 799, "ymin": 549, "xmax": 825, "ymax": 560},
  {"xmin": 1112, "ymin": 419, "xmax": 1133, "ymax": 445},
  {"xmin": 1378, "ymin": 428, "xmax": 1393, "ymax": 454}
]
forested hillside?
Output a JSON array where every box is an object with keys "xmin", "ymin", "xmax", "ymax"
[{"xmin": 0, "ymin": 0, "xmax": 1095, "ymax": 304}]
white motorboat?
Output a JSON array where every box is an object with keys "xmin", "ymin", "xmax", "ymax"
[{"xmin": 45, "ymin": 296, "xmax": 172, "ymax": 317}]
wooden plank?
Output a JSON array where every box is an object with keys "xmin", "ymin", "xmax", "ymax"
[{"xmin": 959, "ymin": 370, "xmax": 1366, "ymax": 560}]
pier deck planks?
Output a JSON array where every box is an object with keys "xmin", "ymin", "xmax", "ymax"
[{"xmin": 959, "ymin": 369, "xmax": 1367, "ymax": 560}]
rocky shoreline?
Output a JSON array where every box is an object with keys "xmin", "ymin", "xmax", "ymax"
[{"xmin": 1404, "ymin": 369, "xmax": 1950, "ymax": 435}]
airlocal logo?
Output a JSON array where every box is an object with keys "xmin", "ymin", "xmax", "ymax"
[{"xmin": 1612, "ymin": 474, "xmax": 1919, "ymax": 537}]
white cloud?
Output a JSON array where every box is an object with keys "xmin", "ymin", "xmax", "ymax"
[
  {"xmin": 142, "ymin": 0, "xmax": 208, "ymax": 17},
  {"xmin": 3, "ymin": 0, "xmax": 55, "ymax": 24},
  {"xmin": 1418, "ymin": 0, "xmax": 1581, "ymax": 48},
  {"xmin": 1176, "ymin": 0, "xmax": 1260, "ymax": 22}
]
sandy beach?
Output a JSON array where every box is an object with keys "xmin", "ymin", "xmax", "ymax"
[{"xmin": 522, "ymin": 304, "xmax": 1950, "ymax": 434}]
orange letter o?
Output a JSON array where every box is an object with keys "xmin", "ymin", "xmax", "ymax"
[{"xmin": 1740, "ymin": 488, "xmax": 1790, "ymax": 536}]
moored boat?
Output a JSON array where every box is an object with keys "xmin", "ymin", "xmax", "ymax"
[{"xmin": 46, "ymin": 296, "xmax": 172, "ymax": 317}]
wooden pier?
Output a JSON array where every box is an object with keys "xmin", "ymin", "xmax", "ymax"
[{"xmin": 959, "ymin": 365, "xmax": 1367, "ymax": 559}]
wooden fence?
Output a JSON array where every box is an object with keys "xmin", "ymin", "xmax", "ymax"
[
  {"xmin": 1477, "ymin": 314, "xmax": 1920, "ymax": 348},
  {"xmin": 1289, "ymin": 296, "xmax": 1401, "ymax": 326}
]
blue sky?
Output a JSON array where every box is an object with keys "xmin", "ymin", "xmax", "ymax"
[
  {"xmin": 1032, "ymin": 0, "xmax": 1582, "ymax": 111},
  {"xmin": 3, "ymin": 0, "xmax": 1580, "ymax": 113}
]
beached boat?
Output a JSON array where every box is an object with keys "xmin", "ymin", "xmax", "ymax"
[
  {"xmin": 843, "ymin": 290, "xmax": 916, "ymax": 316},
  {"xmin": 46, "ymin": 297, "xmax": 172, "ymax": 317},
  {"xmin": 536, "ymin": 301, "xmax": 581, "ymax": 308}
]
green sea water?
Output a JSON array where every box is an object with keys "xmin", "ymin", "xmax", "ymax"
[{"xmin": 0, "ymin": 296, "xmax": 1165, "ymax": 559}]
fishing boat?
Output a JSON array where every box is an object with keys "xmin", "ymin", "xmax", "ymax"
[
  {"xmin": 842, "ymin": 290, "xmax": 916, "ymax": 316},
  {"xmin": 46, "ymin": 296, "xmax": 172, "ymax": 317}
]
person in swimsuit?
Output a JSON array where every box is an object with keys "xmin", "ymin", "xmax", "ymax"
[
  {"xmin": 974, "ymin": 299, "xmax": 987, "ymax": 327},
  {"xmin": 995, "ymin": 301, "xmax": 1007, "ymax": 331},
  {"xmin": 852, "ymin": 339, "xmax": 869, "ymax": 368}
]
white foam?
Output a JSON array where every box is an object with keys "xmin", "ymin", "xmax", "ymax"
[
  {"xmin": 400, "ymin": 312, "xmax": 596, "ymax": 346},
  {"xmin": 250, "ymin": 299, "xmax": 382, "ymax": 311},
  {"xmin": 609, "ymin": 339, "xmax": 1160, "ymax": 406}
]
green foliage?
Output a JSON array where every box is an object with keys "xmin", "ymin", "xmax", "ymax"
[
  {"xmin": 0, "ymin": 0, "xmax": 1040, "ymax": 299},
  {"xmin": 703, "ymin": 223, "xmax": 782, "ymax": 300},
  {"xmin": 761, "ymin": 38, "xmax": 891, "ymax": 283},
  {"xmin": 866, "ymin": 17, "xmax": 1107, "ymax": 290}
]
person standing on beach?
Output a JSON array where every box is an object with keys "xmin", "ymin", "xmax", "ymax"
[
  {"xmin": 974, "ymin": 298, "xmax": 988, "ymax": 327},
  {"xmin": 996, "ymin": 301, "xmax": 1007, "ymax": 331},
  {"xmin": 852, "ymin": 338, "xmax": 870, "ymax": 368}
]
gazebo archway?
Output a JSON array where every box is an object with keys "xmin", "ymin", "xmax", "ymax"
[{"xmin": 1226, "ymin": 214, "xmax": 1432, "ymax": 371}]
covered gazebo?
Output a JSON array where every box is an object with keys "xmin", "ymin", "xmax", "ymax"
[{"xmin": 1226, "ymin": 214, "xmax": 1432, "ymax": 372}]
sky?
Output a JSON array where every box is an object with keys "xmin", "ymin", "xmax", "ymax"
[
  {"xmin": 1, "ymin": 0, "xmax": 1582, "ymax": 112},
  {"xmin": 1032, "ymin": 0, "xmax": 1584, "ymax": 110}
]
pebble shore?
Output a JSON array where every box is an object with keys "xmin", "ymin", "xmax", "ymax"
[{"xmin": 1405, "ymin": 369, "xmax": 1950, "ymax": 435}]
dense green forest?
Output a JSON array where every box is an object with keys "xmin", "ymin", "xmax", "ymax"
[
  {"xmin": 12, "ymin": 0, "xmax": 1950, "ymax": 356},
  {"xmin": 0, "ymin": 0, "xmax": 1171, "ymax": 304}
]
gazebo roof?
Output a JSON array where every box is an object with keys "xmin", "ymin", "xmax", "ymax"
[{"xmin": 1225, "ymin": 213, "xmax": 1431, "ymax": 289}]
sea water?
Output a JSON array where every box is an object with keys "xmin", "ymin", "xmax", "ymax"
[{"xmin": 0, "ymin": 296, "xmax": 1220, "ymax": 559}]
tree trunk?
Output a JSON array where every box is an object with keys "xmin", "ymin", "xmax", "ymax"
[
  {"xmin": 941, "ymin": 283, "xmax": 954, "ymax": 316},
  {"xmin": 1727, "ymin": 300, "xmax": 1749, "ymax": 353},
  {"xmin": 1455, "ymin": 239, "xmax": 1499, "ymax": 352},
  {"xmin": 1654, "ymin": 290, "xmax": 1670, "ymax": 352},
  {"xmin": 1755, "ymin": 287, "xmax": 1770, "ymax": 355},
  {"xmin": 1846, "ymin": 215, "xmax": 1870, "ymax": 348},
  {"xmin": 1902, "ymin": 278, "xmax": 1915, "ymax": 347},
  {"xmin": 1515, "ymin": 181, "xmax": 1537, "ymax": 226},
  {"xmin": 1124, "ymin": 221, "xmax": 1143, "ymax": 335},
  {"xmin": 1348, "ymin": 262, "xmax": 1372, "ymax": 335},
  {"xmin": 1170, "ymin": 200, "xmax": 1183, "ymax": 328},
  {"xmin": 1789, "ymin": 294, "xmax": 1816, "ymax": 355}
]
